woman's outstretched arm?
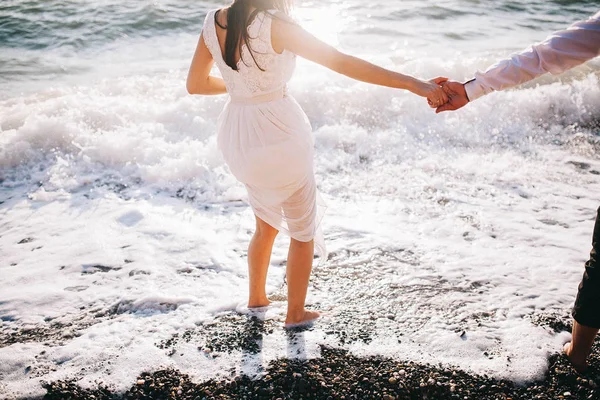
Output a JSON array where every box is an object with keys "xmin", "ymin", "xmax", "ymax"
[
  {"xmin": 186, "ymin": 33, "xmax": 227, "ymax": 95},
  {"xmin": 272, "ymin": 16, "xmax": 448, "ymax": 106}
]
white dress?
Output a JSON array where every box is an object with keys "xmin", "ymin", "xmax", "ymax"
[{"xmin": 202, "ymin": 9, "xmax": 326, "ymax": 256}]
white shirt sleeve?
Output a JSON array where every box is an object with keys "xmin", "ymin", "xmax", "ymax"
[{"xmin": 465, "ymin": 11, "xmax": 600, "ymax": 101}]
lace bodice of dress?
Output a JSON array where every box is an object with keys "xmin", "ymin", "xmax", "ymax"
[{"xmin": 202, "ymin": 9, "xmax": 296, "ymax": 98}]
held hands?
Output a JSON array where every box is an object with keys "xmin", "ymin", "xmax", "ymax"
[
  {"xmin": 409, "ymin": 77, "xmax": 469, "ymax": 112},
  {"xmin": 414, "ymin": 77, "xmax": 450, "ymax": 109},
  {"xmin": 428, "ymin": 77, "xmax": 470, "ymax": 113}
]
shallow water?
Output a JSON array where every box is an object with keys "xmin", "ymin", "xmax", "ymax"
[{"xmin": 1, "ymin": 0, "xmax": 600, "ymax": 398}]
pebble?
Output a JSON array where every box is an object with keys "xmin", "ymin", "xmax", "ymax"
[{"xmin": 38, "ymin": 320, "xmax": 600, "ymax": 400}]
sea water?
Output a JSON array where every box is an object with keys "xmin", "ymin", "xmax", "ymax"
[{"xmin": 1, "ymin": 0, "xmax": 600, "ymax": 397}]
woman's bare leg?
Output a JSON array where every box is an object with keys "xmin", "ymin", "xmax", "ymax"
[
  {"xmin": 285, "ymin": 238, "xmax": 320, "ymax": 325},
  {"xmin": 564, "ymin": 320, "xmax": 599, "ymax": 372},
  {"xmin": 247, "ymin": 216, "xmax": 278, "ymax": 308}
]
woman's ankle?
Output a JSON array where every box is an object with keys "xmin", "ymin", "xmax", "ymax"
[
  {"xmin": 285, "ymin": 309, "xmax": 319, "ymax": 324},
  {"xmin": 248, "ymin": 296, "xmax": 270, "ymax": 308}
]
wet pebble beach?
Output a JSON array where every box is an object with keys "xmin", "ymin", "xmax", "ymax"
[{"xmin": 42, "ymin": 315, "xmax": 599, "ymax": 400}]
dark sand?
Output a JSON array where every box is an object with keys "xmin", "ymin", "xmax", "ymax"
[{"xmin": 39, "ymin": 314, "xmax": 600, "ymax": 400}]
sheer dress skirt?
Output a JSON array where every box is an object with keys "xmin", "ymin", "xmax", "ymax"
[{"xmin": 217, "ymin": 94, "xmax": 326, "ymax": 257}]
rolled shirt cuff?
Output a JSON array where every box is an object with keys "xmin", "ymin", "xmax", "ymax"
[{"xmin": 464, "ymin": 78, "xmax": 487, "ymax": 102}]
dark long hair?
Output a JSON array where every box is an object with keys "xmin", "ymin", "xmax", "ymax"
[{"xmin": 216, "ymin": 0, "xmax": 292, "ymax": 71}]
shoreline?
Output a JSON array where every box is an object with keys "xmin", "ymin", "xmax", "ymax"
[
  {"xmin": 37, "ymin": 315, "xmax": 599, "ymax": 400},
  {"xmin": 41, "ymin": 343, "xmax": 599, "ymax": 400}
]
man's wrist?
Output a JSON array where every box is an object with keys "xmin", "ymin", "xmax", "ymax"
[
  {"xmin": 463, "ymin": 78, "xmax": 475, "ymax": 102},
  {"xmin": 463, "ymin": 78, "xmax": 487, "ymax": 102}
]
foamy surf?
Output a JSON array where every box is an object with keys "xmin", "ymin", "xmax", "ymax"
[
  {"xmin": 2, "ymin": 74, "xmax": 599, "ymax": 397},
  {"xmin": 1, "ymin": 0, "xmax": 600, "ymax": 398}
]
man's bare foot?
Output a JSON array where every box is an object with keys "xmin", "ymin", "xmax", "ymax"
[
  {"xmin": 284, "ymin": 310, "xmax": 320, "ymax": 328},
  {"xmin": 563, "ymin": 342, "xmax": 588, "ymax": 373}
]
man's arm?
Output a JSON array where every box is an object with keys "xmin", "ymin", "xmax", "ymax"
[{"xmin": 436, "ymin": 11, "xmax": 600, "ymax": 113}]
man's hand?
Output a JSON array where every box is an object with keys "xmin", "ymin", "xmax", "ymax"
[
  {"xmin": 413, "ymin": 76, "xmax": 449, "ymax": 108},
  {"xmin": 434, "ymin": 79, "xmax": 469, "ymax": 113},
  {"xmin": 426, "ymin": 77, "xmax": 449, "ymax": 108}
]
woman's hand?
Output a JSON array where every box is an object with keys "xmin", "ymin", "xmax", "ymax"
[{"xmin": 412, "ymin": 77, "xmax": 449, "ymax": 108}]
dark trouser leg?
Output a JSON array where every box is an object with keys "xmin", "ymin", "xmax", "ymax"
[{"xmin": 572, "ymin": 206, "xmax": 600, "ymax": 329}]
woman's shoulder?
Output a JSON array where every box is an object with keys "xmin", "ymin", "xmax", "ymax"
[
  {"xmin": 204, "ymin": 7, "xmax": 229, "ymax": 31},
  {"xmin": 203, "ymin": 8, "xmax": 217, "ymax": 25}
]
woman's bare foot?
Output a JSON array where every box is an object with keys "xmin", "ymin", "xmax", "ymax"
[
  {"xmin": 248, "ymin": 298, "xmax": 271, "ymax": 309},
  {"xmin": 285, "ymin": 310, "xmax": 320, "ymax": 328},
  {"xmin": 563, "ymin": 342, "xmax": 588, "ymax": 373}
]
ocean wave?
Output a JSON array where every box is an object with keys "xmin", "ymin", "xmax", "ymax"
[
  {"xmin": 1, "ymin": 69, "xmax": 598, "ymax": 200},
  {"xmin": 0, "ymin": 0, "xmax": 211, "ymax": 51}
]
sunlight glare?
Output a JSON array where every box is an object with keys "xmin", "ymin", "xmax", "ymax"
[{"xmin": 293, "ymin": 1, "xmax": 352, "ymax": 45}]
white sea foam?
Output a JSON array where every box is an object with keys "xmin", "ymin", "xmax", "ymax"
[
  {"xmin": 1, "ymin": 67, "xmax": 599, "ymax": 397},
  {"xmin": 1, "ymin": 0, "xmax": 600, "ymax": 398}
]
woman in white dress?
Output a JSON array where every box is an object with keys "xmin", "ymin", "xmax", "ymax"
[{"xmin": 187, "ymin": 0, "xmax": 447, "ymax": 328}]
